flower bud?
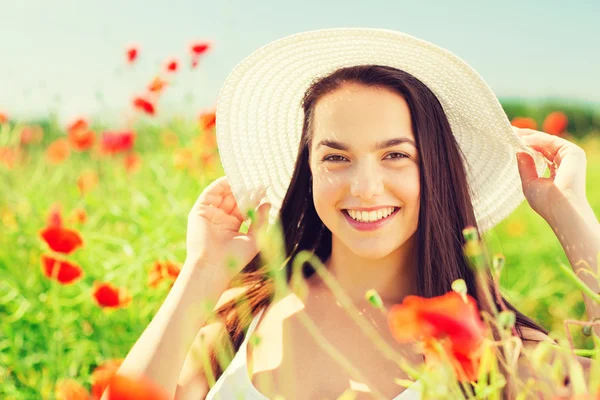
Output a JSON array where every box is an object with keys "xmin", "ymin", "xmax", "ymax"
[
  {"xmin": 365, "ymin": 289, "xmax": 384, "ymax": 309},
  {"xmin": 492, "ymin": 254, "xmax": 505, "ymax": 275},
  {"xmin": 498, "ymin": 310, "xmax": 516, "ymax": 330}
]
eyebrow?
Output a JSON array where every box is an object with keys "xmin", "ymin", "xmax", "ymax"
[{"xmin": 316, "ymin": 137, "xmax": 416, "ymax": 151}]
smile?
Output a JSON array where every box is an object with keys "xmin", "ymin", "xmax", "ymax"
[{"xmin": 342, "ymin": 207, "xmax": 401, "ymax": 231}]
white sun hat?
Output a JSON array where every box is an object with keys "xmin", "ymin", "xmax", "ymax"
[{"xmin": 215, "ymin": 27, "xmax": 546, "ymax": 232}]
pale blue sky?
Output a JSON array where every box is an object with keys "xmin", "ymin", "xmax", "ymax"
[{"xmin": 1, "ymin": 0, "xmax": 598, "ymax": 124}]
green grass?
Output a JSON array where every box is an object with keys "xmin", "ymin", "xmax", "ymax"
[{"xmin": 1, "ymin": 119, "xmax": 599, "ymax": 399}]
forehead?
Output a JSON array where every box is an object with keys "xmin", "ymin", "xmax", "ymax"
[{"xmin": 311, "ymin": 84, "xmax": 414, "ymax": 144}]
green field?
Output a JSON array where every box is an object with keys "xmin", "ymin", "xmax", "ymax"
[{"xmin": 1, "ymin": 116, "xmax": 599, "ymax": 399}]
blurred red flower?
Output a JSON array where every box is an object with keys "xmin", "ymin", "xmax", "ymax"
[
  {"xmin": 126, "ymin": 45, "xmax": 138, "ymax": 64},
  {"xmin": 77, "ymin": 170, "xmax": 99, "ymax": 195},
  {"xmin": 68, "ymin": 118, "xmax": 89, "ymax": 133},
  {"xmin": 41, "ymin": 253, "xmax": 83, "ymax": 284},
  {"xmin": 55, "ymin": 378, "xmax": 89, "ymax": 400},
  {"xmin": 69, "ymin": 207, "xmax": 87, "ymax": 225},
  {"xmin": 104, "ymin": 373, "xmax": 169, "ymax": 400},
  {"xmin": 147, "ymin": 76, "xmax": 168, "ymax": 93},
  {"xmin": 69, "ymin": 128, "xmax": 96, "ymax": 151},
  {"xmin": 47, "ymin": 138, "xmax": 71, "ymax": 164},
  {"xmin": 542, "ymin": 111, "xmax": 569, "ymax": 137},
  {"xmin": 388, "ymin": 291, "xmax": 487, "ymax": 382},
  {"xmin": 199, "ymin": 110, "xmax": 216, "ymax": 132},
  {"xmin": 124, "ymin": 152, "xmax": 141, "ymax": 174},
  {"xmin": 165, "ymin": 58, "xmax": 178, "ymax": 72},
  {"xmin": 510, "ymin": 117, "xmax": 538, "ymax": 131},
  {"xmin": 92, "ymin": 282, "xmax": 132, "ymax": 309},
  {"xmin": 101, "ymin": 131, "xmax": 136, "ymax": 154},
  {"xmin": 148, "ymin": 260, "xmax": 181, "ymax": 288},
  {"xmin": 47, "ymin": 203, "xmax": 63, "ymax": 227},
  {"xmin": 90, "ymin": 358, "xmax": 125, "ymax": 400},
  {"xmin": 190, "ymin": 41, "xmax": 212, "ymax": 56},
  {"xmin": 132, "ymin": 97, "xmax": 155, "ymax": 116},
  {"xmin": 19, "ymin": 125, "xmax": 44, "ymax": 146},
  {"xmin": 0, "ymin": 112, "xmax": 8, "ymax": 124},
  {"xmin": 39, "ymin": 224, "xmax": 84, "ymax": 254}
]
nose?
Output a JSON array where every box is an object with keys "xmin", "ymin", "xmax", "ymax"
[{"xmin": 350, "ymin": 164, "xmax": 384, "ymax": 199}]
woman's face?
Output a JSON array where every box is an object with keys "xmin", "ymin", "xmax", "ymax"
[{"xmin": 309, "ymin": 83, "xmax": 421, "ymax": 259}]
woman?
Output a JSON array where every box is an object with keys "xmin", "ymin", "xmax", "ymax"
[{"xmin": 110, "ymin": 29, "xmax": 599, "ymax": 399}]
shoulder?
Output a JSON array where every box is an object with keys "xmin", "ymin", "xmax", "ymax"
[
  {"xmin": 518, "ymin": 326, "xmax": 555, "ymax": 348},
  {"xmin": 179, "ymin": 286, "xmax": 251, "ymax": 384}
]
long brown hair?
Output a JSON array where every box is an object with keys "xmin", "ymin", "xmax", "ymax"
[{"xmin": 206, "ymin": 65, "xmax": 548, "ymax": 396}]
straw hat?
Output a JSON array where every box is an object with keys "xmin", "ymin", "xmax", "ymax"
[{"xmin": 215, "ymin": 27, "xmax": 546, "ymax": 232}]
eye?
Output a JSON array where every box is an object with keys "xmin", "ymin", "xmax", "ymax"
[
  {"xmin": 385, "ymin": 152, "xmax": 409, "ymax": 160},
  {"xmin": 322, "ymin": 153, "xmax": 409, "ymax": 163},
  {"xmin": 322, "ymin": 155, "xmax": 348, "ymax": 163}
]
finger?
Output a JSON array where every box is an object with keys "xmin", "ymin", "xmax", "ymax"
[
  {"xmin": 220, "ymin": 192, "xmax": 245, "ymax": 222},
  {"xmin": 195, "ymin": 176, "xmax": 232, "ymax": 208},
  {"xmin": 193, "ymin": 203, "xmax": 242, "ymax": 230},
  {"xmin": 516, "ymin": 151, "xmax": 540, "ymax": 187},
  {"xmin": 247, "ymin": 202, "xmax": 272, "ymax": 238},
  {"xmin": 237, "ymin": 186, "xmax": 268, "ymax": 218},
  {"xmin": 512, "ymin": 127, "xmax": 539, "ymax": 137},
  {"xmin": 520, "ymin": 133, "xmax": 572, "ymax": 163}
]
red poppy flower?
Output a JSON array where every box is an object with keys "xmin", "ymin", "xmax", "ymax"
[
  {"xmin": 69, "ymin": 207, "xmax": 87, "ymax": 225},
  {"xmin": 147, "ymin": 76, "xmax": 168, "ymax": 94},
  {"xmin": 68, "ymin": 128, "xmax": 96, "ymax": 151},
  {"xmin": 542, "ymin": 111, "xmax": 568, "ymax": 137},
  {"xmin": 68, "ymin": 118, "xmax": 89, "ymax": 134},
  {"xmin": 0, "ymin": 112, "xmax": 8, "ymax": 124},
  {"xmin": 46, "ymin": 203, "xmax": 63, "ymax": 227},
  {"xmin": 104, "ymin": 373, "xmax": 169, "ymax": 400},
  {"xmin": 92, "ymin": 282, "xmax": 132, "ymax": 309},
  {"xmin": 147, "ymin": 260, "xmax": 181, "ymax": 288},
  {"xmin": 47, "ymin": 138, "xmax": 71, "ymax": 164},
  {"xmin": 165, "ymin": 58, "xmax": 178, "ymax": 72},
  {"xmin": 90, "ymin": 358, "xmax": 124, "ymax": 400},
  {"xmin": 39, "ymin": 224, "xmax": 84, "ymax": 254},
  {"xmin": 199, "ymin": 110, "xmax": 216, "ymax": 132},
  {"xmin": 510, "ymin": 117, "xmax": 537, "ymax": 131},
  {"xmin": 132, "ymin": 97, "xmax": 155, "ymax": 116},
  {"xmin": 388, "ymin": 291, "xmax": 488, "ymax": 382},
  {"xmin": 101, "ymin": 131, "xmax": 136, "ymax": 154},
  {"xmin": 55, "ymin": 378, "xmax": 89, "ymax": 400},
  {"xmin": 41, "ymin": 254, "xmax": 83, "ymax": 284},
  {"xmin": 190, "ymin": 41, "xmax": 212, "ymax": 56},
  {"xmin": 123, "ymin": 152, "xmax": 141, "ymax": 174},
  {"xmin": 125, "ymin": 45, "xmax": 138, "ymax": 64},
  {"xmin": 77, "ymin": 170, "xmax": 99, "ymax": 195}
]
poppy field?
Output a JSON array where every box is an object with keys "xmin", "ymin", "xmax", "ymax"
[{"xmin": 2, "ymin": 42, "xmax": 600, "ymax": 399}]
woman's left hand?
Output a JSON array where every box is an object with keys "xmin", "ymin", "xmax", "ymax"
[{"xmin": 514, "ymin": 127, "xmax": 588, "ymax": 223}]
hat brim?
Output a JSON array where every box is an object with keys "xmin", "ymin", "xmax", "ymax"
[{"xmin": 216, "ymin": 27, "xmax": 546, "ymax": 232}]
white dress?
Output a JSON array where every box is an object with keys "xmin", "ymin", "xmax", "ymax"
[{"xmin": 205, "ymin": 308, "xmax": 422, "ymax": 399}]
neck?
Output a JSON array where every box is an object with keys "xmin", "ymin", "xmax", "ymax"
[{"xmin": 313, "ymin": 232, "xmax": 418, "ymax": 308}]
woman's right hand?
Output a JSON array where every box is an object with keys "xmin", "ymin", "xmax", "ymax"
[{"xmin": 184, "ymin": 176, "xmax": 271, "ymax": 294}]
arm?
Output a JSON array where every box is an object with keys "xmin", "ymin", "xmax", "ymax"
[
  {"xmin": 101, "ymin": 259, "xmax": 226, "ymax": 400},
  {"xmin": 514, "ymin": 327, "xmax": 595, "ymax": 398},
  {"xmin": 546, "ymin": 198, "xmax": 600, "ymax": 335}
]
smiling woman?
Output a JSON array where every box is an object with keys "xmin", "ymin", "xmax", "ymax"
[{"xmin": 110, "ymin": 27, "xmax": 599, "ymax": 400}]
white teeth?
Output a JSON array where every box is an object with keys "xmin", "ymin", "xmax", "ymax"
[{"xmin": 347, "ymin": 207, "xmax": 396, "ymax": 222}]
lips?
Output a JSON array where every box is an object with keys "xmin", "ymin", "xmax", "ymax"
[{"xmin": 342, "ymin": 207, "xmax": 401, "ymax": 231}]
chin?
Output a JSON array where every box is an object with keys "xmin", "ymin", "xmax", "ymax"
[{"xmin": 345, "ymin": 239, "xmax": 402, "ymax": 260}]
